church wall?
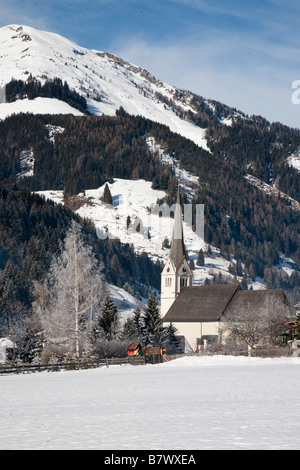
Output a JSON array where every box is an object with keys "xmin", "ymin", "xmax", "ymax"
[
  {"xmin": 163, "ymin": 321, "xmax": 220, "ymax": 352},
  {"xmin": 160, "ymin": 294, "xmax": 176, "ymax": 318}
]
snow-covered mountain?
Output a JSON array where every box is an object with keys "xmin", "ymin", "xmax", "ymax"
[{"xmin": 0, "ymin": 24, "xmax": 211, "ymax": 150}]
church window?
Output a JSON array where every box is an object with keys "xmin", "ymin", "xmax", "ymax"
[{"xmin": 165, "ymin": 277, "xmax": 172, "ymax": 287}]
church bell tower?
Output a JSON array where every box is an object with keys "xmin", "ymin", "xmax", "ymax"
[{"xmin": 160, "ymin": 181, "xmax": 193, "ymax": 317}]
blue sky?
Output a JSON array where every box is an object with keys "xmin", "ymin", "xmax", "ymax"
[{"xmin": 1, "ymin": 0, "xmax": 300, "ymax": 128}]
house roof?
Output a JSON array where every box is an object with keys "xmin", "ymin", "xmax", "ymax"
[
  {"xmin": 163, "ymin": 284, "xmax": 241, "ymax": 322},
  {"xmin": 127, "ymin": 342, "xmax": 141, "ymax": 350},
  {"xmin": 224, "ymin": 289, "xmax": 289, "ymax": 317}
]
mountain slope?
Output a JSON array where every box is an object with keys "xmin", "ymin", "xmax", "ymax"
[
  {"xmin": 0, "ymin": 24, "xmax": 210, "ymax": 150},
  {"xmin": 2, "ymin": 25, "xmax": 300, "ymax": 203}
]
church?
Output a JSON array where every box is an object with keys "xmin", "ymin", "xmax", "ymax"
[{"xmin": 161, "ymin": 183, "xmax": 290, "ymax": 352}]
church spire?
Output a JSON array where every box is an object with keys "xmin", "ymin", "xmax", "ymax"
[
  {"xmin": 169, "ymin": 177, "xmax": 186, "ymax": 269},
  {"xmin": 160, "ymin": 171, "xmax": 193, "ymax": 318}
]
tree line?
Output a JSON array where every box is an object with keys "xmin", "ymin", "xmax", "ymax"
[{"xmin": 5, "ymin": 77, "xmax": 88, "ymax": 114}]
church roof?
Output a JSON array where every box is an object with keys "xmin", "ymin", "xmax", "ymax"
[
  {"xmin": 163, "ymin": 284, "xmax": 241, "ymax": 322},
  {"xmin": 169, "ymin": 183, "xmax": 186, "ymax": 269},
  {"xmin": 223, "ymin": 288, "xmax": 289, "ymax": 317}
]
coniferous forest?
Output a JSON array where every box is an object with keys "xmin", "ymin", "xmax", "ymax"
[{"xmin": 1, "ymin": 109, "xmax": 300, "ymax": 282}]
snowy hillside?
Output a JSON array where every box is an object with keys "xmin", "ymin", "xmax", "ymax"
[
  {"xmin": 0, "ymin": 96, "xmax": 84, "ymax": 120},
  {"xmin": 0, "ymin": 24, "xmax": 209, "ymax": 150},
  {"xmin": 37, "ymin": 177, "xmax": 263, "ymax": 292},
  {"xmin": 1, "ymin": 355, "xmax": 300, "ymax": 450}
]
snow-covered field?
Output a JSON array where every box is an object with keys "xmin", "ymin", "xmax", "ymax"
[{"xmin": 1, "ymin": 355, "xmax": 300, "ymax": 450}]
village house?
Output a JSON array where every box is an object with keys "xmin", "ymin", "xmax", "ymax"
[{"xmin": 161, "ymin": 183, "xmax": 291, "ymax": 352}]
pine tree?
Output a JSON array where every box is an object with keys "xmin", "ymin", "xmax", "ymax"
[
  {"xmin": 132, "ymin": 304, "xmax": 143, "ymax": 341},
  {"xmin": 102, "ymin": 183, "xmax": 113, "ymax": 205},
  {"xmin": 142, "ymin": 292, "xmax": 163, "ymax": 346},
  {"xmin": 163, "ymin": 323, "xmax": 182, "ymax": 354},
  {"xmin": 119, "ymin": 318, "xmax": 138, "ymax": 341},
  {"xmin": 196, "ymin": 249, "xmax": 205, "ymax": 266},
  {"xmin": 98, "ymin": 295, "xmax": 119, "ymax": 340},
  {"xmin": 189, "ymin": 258, "xmax": 195, "ymax": 271},
  {"xmin": 162, "ymin": 237, "xmax": 170, "ymax": 249}
]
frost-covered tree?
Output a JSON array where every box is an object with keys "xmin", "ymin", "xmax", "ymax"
[
  {"xmin": 222, "ymin": 294, "xmax": 292, "ymax": 352},
  {"xmin": 33, "ymin": 221, "xmax": 105, "ymax": 359}
]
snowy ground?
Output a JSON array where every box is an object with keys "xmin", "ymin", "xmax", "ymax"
[
  {"xmin": 0, "ymin": 97, "xmax": 84, "ymax": 120},
  {"xmin": 1, "ymin": 355, "xmax": 300, "ymax": 450}
]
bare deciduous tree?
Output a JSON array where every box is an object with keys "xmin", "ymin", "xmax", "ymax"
[
  {"xmin": 33, "ymin": 221, "xmax": 105, "ymax": 359},
  {"xmin": 221, "ymin": 293, "xmax": 292, "ymax": 353}
]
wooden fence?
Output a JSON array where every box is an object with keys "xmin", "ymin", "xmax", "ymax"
[
  {"xmin": 0, "ymin": 347, "xmax": 294, "ymax": 375},
  {"xmin": 0, "ymin": 356, "xmax": 145, "ymax": 375}
]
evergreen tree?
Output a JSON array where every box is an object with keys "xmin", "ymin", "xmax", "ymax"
[
  {"xmin": 119, "ymin": 318, "xmax": 138, "ymax": 341},
  {"xmin": 163, "ymin": 323, "xmax": 182, "ymax": 354},
  {"xmin": 141, "ymin": 292, "xmax": 163, "ymax": 346},
  {"xmin": 196, "ymin": 249, "xmax": 205, "ymax": 266},
  {"xmin": 98, "ymin": 295, "xmax": 119, "ymax": 340},
  {"xmin": 189, "ymin": 258, "xmax": 195, "ymax": 271},
  {"xmin": 132, "ymin": 304, "xmax": 143, "ymax": 341},
  {"xmin": 126, "ymin": 215, "xmax": 131, "ymax": 233},
  {"xmin": 162, "ymin": 237, "xmax": 170, "ymax": 249},
  {"xmin": 102, "ymin": 183, "xmax": 113, "ymax": 205}
]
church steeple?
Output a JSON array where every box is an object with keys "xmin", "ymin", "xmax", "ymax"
[
  {"xmin": 160, "ymin": 177, "xmax": 193, "ymax": 317},
  {"xmin": 169, "ymin": 179, "xmax": 186, "ymax": 268}
]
